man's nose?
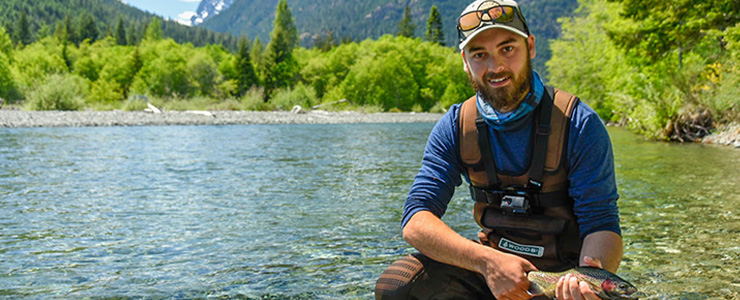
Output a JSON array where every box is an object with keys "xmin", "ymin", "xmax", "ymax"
[{"xmin": 486, "ymin": 57, "xmax": 506, "ymax": 73}]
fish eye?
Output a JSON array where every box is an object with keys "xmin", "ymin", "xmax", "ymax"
[{"xmin": 618, "ymin": 283, "xmax": 628, "ymax": 289}]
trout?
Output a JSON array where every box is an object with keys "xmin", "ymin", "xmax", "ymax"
[{"xmin": 527, "ymin": 267, "xmax": 639, "ymax": 300}]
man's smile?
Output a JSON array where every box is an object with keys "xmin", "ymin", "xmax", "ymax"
[{"xmin": 487, "ymin": 76, "xmax": 510, "ymax": 87}]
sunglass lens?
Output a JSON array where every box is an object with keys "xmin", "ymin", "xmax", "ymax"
[
  {"xmin": 492, "ymin": 7, "xmax": 515, "ymax": 22},
  {"xmin": 459, "ymin": 12, "xmax": 482, "ymax": 31}
]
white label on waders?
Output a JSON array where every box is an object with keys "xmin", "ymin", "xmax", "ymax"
[{"xmin": 498, "ymin": 237, "xmax": 544, "ymax": 257}]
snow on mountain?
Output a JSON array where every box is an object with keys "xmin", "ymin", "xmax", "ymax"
[{"xmin": 191, "ymin": 0, "xmax": 233, "ymax": 26}]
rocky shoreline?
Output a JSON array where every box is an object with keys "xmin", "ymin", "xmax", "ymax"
[
  {"xmin": 2, "ymin": 109, "xmax": 738, "ymax": 149},
  {"xmin": 700, "ymin": 122, "xmax": 740, "ymax": 148},
  {"xmin": 0, "ymin": 110, "xmax": 444, "ymax": 128}
]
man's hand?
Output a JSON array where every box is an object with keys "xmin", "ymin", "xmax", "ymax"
[
  {"xmin": 555, "ymin": 256, "xmax": 602, "ymax": 300},
  {"xmin": 480, "ymin": 250, "xmax": 537, "ymax": 300}
]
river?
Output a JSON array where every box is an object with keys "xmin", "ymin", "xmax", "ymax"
[{"xmin": 0, "ymin": 124, "xmax": 738, "ymax": 299}]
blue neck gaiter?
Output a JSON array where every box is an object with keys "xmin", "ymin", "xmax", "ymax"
[{"xmin": 476, "ymin": 70, "xmax": 544, "ymax": 131}]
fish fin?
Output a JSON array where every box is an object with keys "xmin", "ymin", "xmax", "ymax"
[{"xmin": 528, "ymin": 282, "xmax": 546, "ymax": 296}]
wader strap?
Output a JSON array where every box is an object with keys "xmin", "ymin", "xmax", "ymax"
[
  {"xmin": 475, "ymin": 109, "xmax": 500, "ymax": 188},
  {"xmin": 470, "ymin": 186, "xmax": 570, "ymax": 207},
  {"xmin": 527, "ymin": 86, "xmax": 555, "ymax": 191}
]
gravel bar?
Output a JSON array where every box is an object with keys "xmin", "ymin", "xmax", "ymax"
[{"xmin": 0, "ymin": 110, "xmax": 444, "ymax": 128}]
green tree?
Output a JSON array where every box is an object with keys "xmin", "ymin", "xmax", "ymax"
[
  {"xmin": 37, "ymin": 23, "xmax": 51, "ymax": 40},
  {"xmin": 398, "ymin": 5, "xmax": 416, "ymax": 38},
  {"xmin": 187, "ymin": 51, "xmax": 220, "ymax": 97},
  {"xmin": 425, "ymin": 5, "xmax": 444, "ymax": 46},
  {"xmin": 251, "ymin": 36, "xmax": 265, "ymax": 76},
  {"xmin": 127, "ymin": 21, "xmax": 141, "ymax": 45},
  {"xmin": 63, "ymin": 16, "xmax": 79, "ymax": 45},
  {"xmin": 606, "ymin": 0, "xmax": 740, "ymax": 68},
  {"xmin": 313, "ymin": 30, "xmax": 337, "ymax": 52},
  {"xmin": 547, "ymin": 0, "xmax": 629, "ymax": 121},
  {"xmin": 131, "ymin": 40, "xmax": 192, "ymax": 97},
  {"xmin": 264, "ymin": 0, "xmax": 299, "ymax": 99},
  {"xmin": 144, "ymin": 17, "xmax": 163, "ymax": 41},
  {"xmin": 0, "ymin": 27, "xmax": 17, "ymax": 100},
  {"xmin": 10, "ymin": 36, "xmax": 70, "ymax": 90},
  {"xmin": 15, "ymin": 10, "xmax": 32, "ymax": 45},
  {"xmin": 78, "ymin": 13, "xmax": 99, "ymax": 43},
  {"xmin": 236, "ymin": 35, "xmax": 258, "ymax": 96},
  {"xmin": 115, "ymin": 17, "xmax": 127, "ymax": 46},
  {"xmin": 0, "ymin": 26, "xmax": 13, "ymax": 56}
]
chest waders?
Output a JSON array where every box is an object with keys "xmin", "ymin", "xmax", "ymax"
[{"xmin": 458, "ymin": 86, "xmax": 582, "ymax": 272}]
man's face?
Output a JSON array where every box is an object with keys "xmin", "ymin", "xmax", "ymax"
[{"xmin": 462, "ymin": 28, "xmax": 536, "ymax": 112}]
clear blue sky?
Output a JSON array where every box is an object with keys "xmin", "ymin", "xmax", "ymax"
[{"xmin": 120, "ymin": 0, "xmax": 200, "ymax": 25}]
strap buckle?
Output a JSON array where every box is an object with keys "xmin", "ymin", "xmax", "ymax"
[
  {"xmin": 470, "ymin": 186, "xmax": 503, "ymax": 205},
  {"xmin": 536, "ymin": 124, "xmax": 551, "ymax": 135}
]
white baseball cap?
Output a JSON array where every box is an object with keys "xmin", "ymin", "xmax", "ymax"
[{"xmin": 457, "ymin": 0, "xmax": 530, "ymax": 50}]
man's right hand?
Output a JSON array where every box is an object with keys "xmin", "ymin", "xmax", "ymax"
[
  {"xmin": 479, "ymin": 249, "xmax": 537, "ymax": 300},
  {"xmin": 403, "ymin": 211, "xmax": 537, "ymax": 299}
]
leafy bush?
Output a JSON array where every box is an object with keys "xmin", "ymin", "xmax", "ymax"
[
  {"xmin": 130, "ymin": 39, "xmax": 193, "ymax": 98},
  {"xmin": 242, "ymin": 87, "xmax": 272, "ymax": 111},
  {"xmin": 88, "ymin": 79, "xmax": 123, "ymax": 104},
  {"xmin": 0, "ymin": 52, "xmax": 19, "ymax": 101},
  {"xmin": 122, "ymin": 97, "xmax": 148, "ymax": 111},
  {"xmin": 24, "ymin": 73, "xmax": 87, "ymax": 111},
  {"xmin": 269, "ymin": 83, "xmax": 318, "ymax": 110}
]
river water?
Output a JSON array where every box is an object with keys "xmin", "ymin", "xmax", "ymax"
[{"xmin": 0, "ymin": 123, "xmax": 738, "ymax": 299}]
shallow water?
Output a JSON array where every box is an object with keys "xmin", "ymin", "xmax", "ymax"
[{"xmin": 0, "ymin": 124, "xmax": 738, "ymax": 299}]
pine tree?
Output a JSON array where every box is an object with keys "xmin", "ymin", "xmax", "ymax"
[
  {"xmin": 314, "ymin": 30, "xmax": 337, "ymax": 52},
  {"xmin": 64, "ymin": 16, "xmax": 79, "ymax": 45},
  {"xmin": 15, "ymin": 11, "xmax": 32, "ymax": 45},
  {"xmin": 126, "ymin": 22, "xmax": 140, "ymax": 45},
  {"xmin": 37, "ymin": 23, "xmax": 51, "ymax": 41},
  {"xmin": 144, "ymin": 17, "xmax": 163, "ymax": 41},
  {"xmin": 236, "ymin": 35, "xmax": 258, "ymax": 96},
  {"xmin": 264, "ymin": 0, "xmax": 298, "ymax": 99},
  {"xmin": 267, "ymin": 0, "xmax": 298, "ymax": 64},
  {"xmin": 398, "ymin": 5, "xmax": 416, "ymax": 38},
  {"xmin": 78, "ymin": 13, "xmax": 99, "ymax": 43},
  {"xmin": 251, "ymin": 36, "xmax": 265, "ymax": 71},
  {"xmin": 115, "ymin": 17, "xmax": 127, "ymax": 46},
  {"xmin": 425, "ymin": 5, "xmax": 444, "ymax": 46}
]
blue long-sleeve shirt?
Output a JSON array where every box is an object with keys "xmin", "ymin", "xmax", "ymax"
[{"xmin": 401, "ymin": 97, "xmax": 621, "ymax": 239}]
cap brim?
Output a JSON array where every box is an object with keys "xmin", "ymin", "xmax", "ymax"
[{"xmin": 458, "ymin": 24, "xmax": 529, "ymax": 50}]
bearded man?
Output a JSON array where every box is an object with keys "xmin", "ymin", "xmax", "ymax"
[{"xmin": 374, "ymin": 0, "xmax": 623, "ymax": 299}]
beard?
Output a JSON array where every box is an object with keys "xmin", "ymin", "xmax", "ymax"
[{"xmin": 468, "ymin": 57, "xmax": 533, "ymax": 111}]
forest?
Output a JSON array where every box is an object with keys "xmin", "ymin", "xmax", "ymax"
[
  {"xmin": 547, "ymin": 0, "xmax": 740, "ymax": 140},
  {"xmin": 0, "ymin": 0, "xmax": 470, "ymax": 114},
  {"xmin": 1, "ymin": 0, "xmax": 739, "ymax": 140}
]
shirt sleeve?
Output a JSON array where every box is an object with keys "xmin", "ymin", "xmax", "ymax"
[
  {"xmin": 566, "ymin": 101, "xmax": 622, "ymax": 239},
  {"xmin": 401, "ymin": 105, "xmax": 464, "ymax": 228}
]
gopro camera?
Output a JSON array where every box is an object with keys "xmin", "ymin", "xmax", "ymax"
[{"xmin": 500, "ymin": 190, "xmax": 530, "ymax": 215}]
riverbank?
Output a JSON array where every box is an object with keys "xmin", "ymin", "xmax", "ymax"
[
  {"xmin": 2, "ymin": 109, "xmax": 738, "ymax": 149},
  {"xmin": 700, "ymin": 122, "xmax": 740, "ymax": 148},
  {"xmin": 0, "ymin": 109, "xmax": 444, "ymax": 128}
]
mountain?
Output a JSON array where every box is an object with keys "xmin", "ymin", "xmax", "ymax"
[
  {"xmin": 0, "ymin": 0, "xmax": 237, "ymax": 49},
  {"xmin": 197, "ymin": 0, "xmax": 578, "ymax": 76},
  {"xmin": 191, "ymin": 0, "xmax": 234, "ymax": 26}
]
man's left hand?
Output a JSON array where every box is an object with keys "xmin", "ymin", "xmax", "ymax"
[{"xmin": 554, "ymin": 256, "xmax": 603, "ymax": 300}]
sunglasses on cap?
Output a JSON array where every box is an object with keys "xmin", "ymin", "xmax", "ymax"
[{"xmin": 456, "ymin": 2, "xmax": 530, "ymax": 42}]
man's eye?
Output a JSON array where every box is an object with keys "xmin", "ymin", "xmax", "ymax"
[{"xmin": 503, "ymin": 46, "xmax": 514, "ymax": 52}]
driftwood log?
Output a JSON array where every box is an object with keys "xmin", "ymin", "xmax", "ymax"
[{"xmin": 664, "ymin": 108, "xmax": 714, "ymax": 142}]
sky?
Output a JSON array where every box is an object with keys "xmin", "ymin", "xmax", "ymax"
[{"xmin": 119, "ymin": 0, "xmax": 200, "ymax": 25}]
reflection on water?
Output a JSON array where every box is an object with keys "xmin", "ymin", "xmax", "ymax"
[{"xmin": 0, "ymin": 125, "xmax": 738, "ymax": 299}]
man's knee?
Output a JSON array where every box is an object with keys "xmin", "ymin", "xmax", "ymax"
[{"xmin": 375, "ymin": 254, "xmax": 425, "ymax": 300}]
